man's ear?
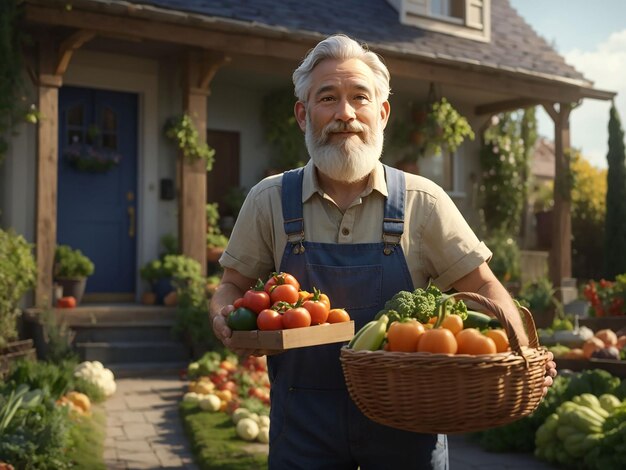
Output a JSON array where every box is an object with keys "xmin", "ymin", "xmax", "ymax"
[
  {"xmin": 380, "ymin": 100, "xmax": 391, "ymax": 130},
  {"xmin": 294, "ymin": 101, "xmax": 307, "ymax": 132}
]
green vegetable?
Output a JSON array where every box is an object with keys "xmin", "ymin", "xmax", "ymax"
[
  {"xmin": 227, "ymin": 307, "xmax": 258, "ymax": 331},
  {"xmin": 375, "ymin": 284, "xmax": 467, "ymax": 325},
  {"xmin": 349, "ymin": 314, "xmax": 389, "ymax": 351},
  {"xmin": 463, "ymin": 310, "xmax": 501, "ymax": 329},
  {"xmin": 599, "ymin": 394, "xmax": 622, "ymax": 413}
]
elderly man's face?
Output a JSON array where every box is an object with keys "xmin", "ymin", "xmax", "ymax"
[{"xmin": 295, "ymin": 58, "xmax": 390, "ymax": 183}]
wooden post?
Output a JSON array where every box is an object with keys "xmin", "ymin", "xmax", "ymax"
[
  {"xmin": 35, "ymin": 38, "xmax": 62, "ymax": 307},
  {"xmin": 542, "ymin": 102, "xmax": 574, "ymax": 300},
  {"xmin": 180, "ymin": 51, "xmax": 230, "ymax": 276}
]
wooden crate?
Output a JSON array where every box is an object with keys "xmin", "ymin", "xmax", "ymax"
[
  {"xmin": 230, "ymin": 321, "xmax": 354, "ymax": 351},
  {"xmin": 0, "ymin": 339, "xmax": 37, "ymax": 377}
]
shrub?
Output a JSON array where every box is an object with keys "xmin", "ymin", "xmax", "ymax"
[
  {"xmin": 485, "ymin": 231, "xmax": 521, "ymax": 283},
  {"xmin": 54, "ymin": 245, "xmax": 94, "ymax": 279},
  {"xmin": 0, "ymin": 229, "xmax": 37, "ymax": 347}
]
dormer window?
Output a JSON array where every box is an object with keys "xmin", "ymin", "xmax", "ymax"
[{"xmin": 387, "ymin": 0, "xmax": 491, "ymax": 42}]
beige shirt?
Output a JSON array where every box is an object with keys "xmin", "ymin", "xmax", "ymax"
[{"xmin": 220, "ymin": 161, "xmax": 492, "ymax": 291}]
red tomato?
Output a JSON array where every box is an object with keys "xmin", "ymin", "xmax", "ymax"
[
  {"xmin": 264, "ymin": 272, "xmax": 301, "ymax": 293},
  {"xmin": 56, "ymin": 296, "xmax": 76, "ymax": 309},
  {"xmin": 269, "ymin": 283, "xmax": 300, "ymax": 304},
  {"xmin": 257, "ymin": 309, "xmax": 284, "ymax": 330},
  {"xmin": 303, "ymin": 299, "xmax": 330, "ymax": 325},
  {"xmin": 242, "ymin": 280, "xmax": 271, "ymax": 313},
  {"xmin": 233, "ymin": 297, "xmax": 244, "ymax": 309},
  {"xmin": 327, "ymin": 308, "xmax": 350, "ymax": 323},
  {"xmin": 283, "ymin": 307, "xmax": 311, "ymax": 329}
]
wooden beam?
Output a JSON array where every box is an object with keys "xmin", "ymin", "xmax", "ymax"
[
  {"xmin": 25, "ymin": 4, "xmax": 309, "ymax": 63},
  {"xmin": 199, "ymin": 51, "xmax": 232, "ymax": 93},
  {"xmin": 35, "ymin": 36, "xmax": 61, "ymax": 308},
  {"xmin": 56, "ymin": 29, "xmax": 96, "ymax": 75},
  {"xmin": 544, "ymin": 102, "xmax": 573, "ymax": 295},
  {"xmin": 179, "ymin": 50, "xmax": 231, "ymax": 276},
  {"xmin": 475, "ymin": 98, "xmax": 541, "ymax": 116}
]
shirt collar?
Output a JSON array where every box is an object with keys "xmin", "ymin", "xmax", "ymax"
[{"xmin": 301, "ymin": 160, "xmax": 389, "ymax": 203}]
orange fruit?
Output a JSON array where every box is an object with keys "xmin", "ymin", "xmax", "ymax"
[
  {"xmin": 456, "ymin": 329, "xmax": 497, "ymax": 355},
  {"xmin": 417, "ymin": 328, "xmax": 458, "ymax": 354},
  {"xmin": 485, "ymin": 329, "xmax": 510, "ymax": 353},
  {"xmin": 441, "ymin": 314, "xmax": 464, "ymax": 335}
]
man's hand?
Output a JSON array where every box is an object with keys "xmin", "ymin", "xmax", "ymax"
[
  {"xmin": 211, "ymin": 303, "xmax": 278, "ymax": 358},
  {"xmin": 541, "ymin": 351, "xmax": 557, "ymax": 398}
]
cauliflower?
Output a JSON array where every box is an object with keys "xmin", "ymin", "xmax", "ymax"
[{"xmin": 74, "ymin": 361, "xmax": 117, "ymax": 398}]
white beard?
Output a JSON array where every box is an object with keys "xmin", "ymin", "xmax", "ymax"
[{"xmin": 305, "ymin": 114, "xmax": 384, "ymax": 183}]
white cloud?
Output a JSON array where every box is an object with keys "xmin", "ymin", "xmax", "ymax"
[{"xmin": 562, "ymin": 30, "xmax": 626, "ymax": 169}]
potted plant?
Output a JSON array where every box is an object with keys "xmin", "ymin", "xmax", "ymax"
[
  {"xmin": 387, "ymin": 97, "xmax": 474, "ymax": 173},
  {"xmin": 53, "ymin": 245, "xmax": 95, "ymax": 305},
  {"xmin": 0, "ymin": 229, "xmax": 36, "ymax": 351},
  {"xmin": 206, "ymin": 203, "xmax": 229, "ymax": 263}
]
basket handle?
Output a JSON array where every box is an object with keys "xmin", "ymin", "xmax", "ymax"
[{"xmin": 448, "ymin": 292, "xmax": 540, "ymax": 354}]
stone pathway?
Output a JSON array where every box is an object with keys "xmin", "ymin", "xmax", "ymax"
[{"xmin": 103, "ymin": 376, "xmax": 198, "ymax": 469}]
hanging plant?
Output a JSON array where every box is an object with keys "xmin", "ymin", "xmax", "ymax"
[
  {"xmin": 164, "ymin": 114, "xmax": 215, "ymax": 172},
  {"xmin": 419, "ymin": 98, "xmax": 475, "ymax": 156},
  {"xmin": 386, "ymin": 95, "xmax": 474, "ymax": 166}
]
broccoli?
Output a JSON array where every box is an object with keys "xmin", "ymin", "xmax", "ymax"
[
  {"xmin": 446, "ymin": 297, "xmax": 468, "ymax": 320},
  {"xmin": 411, "ymin": 288, "xmax": 437, "ymax": 323},
  {"xmin": 383, "ymin": 291, "xmax": 415, "ymax": 318}
]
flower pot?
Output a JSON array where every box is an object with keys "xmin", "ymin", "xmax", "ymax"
[
  {"xmin": 153, "ymin": 277, "xmax": 174, "ymax": 305},
  {"xmin": 54, "ymin": 277, "xmax": 87, "ymax": 305},
  {"xmin": 207, "ymin": 247, "xmax": 225, "ymax": 264},
  {"xmin": 141, "ymin": 291, "xmax": 157, "ymax": 306}
]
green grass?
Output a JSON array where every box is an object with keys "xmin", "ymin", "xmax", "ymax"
[
  {"xmin": 66, "ymin": 406, "xmax": 107, "ymax": 469},
  {"xmin": 180, "ymin": 402, "xmax": 268, "ymax": 470}
]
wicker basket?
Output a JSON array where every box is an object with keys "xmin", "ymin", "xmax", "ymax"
[{"xmin": 340, "ymin": 292, "xmax": 550, "ymax": 434}]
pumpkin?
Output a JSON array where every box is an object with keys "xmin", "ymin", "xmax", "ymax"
[
  {"xmin": 67, "ymin": 391, "xmax": 91, "ymax": 414},
  {"xmin": 617, "ymin": 335, "xmax": 626, "ymax": 350}
]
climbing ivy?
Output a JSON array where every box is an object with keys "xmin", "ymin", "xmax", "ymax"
[
  {"xmin": 479, "ymin": 110, "xmax": 531, "ymax": 238},
  {"xmin": 0, "ymin": 0, "xmax": 29, "ymax": 165},
  {"xmin": 164, "ymin": 114, "xmax": 215, "ymax": 172}
]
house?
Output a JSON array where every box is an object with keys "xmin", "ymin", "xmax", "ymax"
[{"xmin": 0, "ymin": 0, "xmax": 616, "ymax": 307}]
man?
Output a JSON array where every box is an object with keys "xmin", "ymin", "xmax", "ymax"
[{"xmin": 211, "ymin": 34, "xmax": 556, "ymax": 469}]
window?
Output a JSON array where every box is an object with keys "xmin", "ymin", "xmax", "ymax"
[{"xmin": 388, "ymin": 0, "xmax": 491, "ymax": 42}]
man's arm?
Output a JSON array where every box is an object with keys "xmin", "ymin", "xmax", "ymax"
[
  {"xmin": 452, "ymin": 262, "xmax": 557, "ymax": 397},
  {"xmin": 451, "ymin": 262, "xmax": 529, "ymax": 346}
]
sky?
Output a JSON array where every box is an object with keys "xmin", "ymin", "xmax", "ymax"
[{"xmin": 509, "ymin": 0, "xmax": 626, "ymax": 169}]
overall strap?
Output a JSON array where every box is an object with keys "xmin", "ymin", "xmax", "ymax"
[
  {"xmin": 281, "ymin": 167, "xmax": 306, "ymax": 253},
  {"xmin": 382, "ymin": 164, "xmax": 406, "ymax": 255}
]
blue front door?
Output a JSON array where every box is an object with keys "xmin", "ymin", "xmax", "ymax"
[{"xmin": 58, "ymin": 86, "xmax": 138, "ymax": 295}]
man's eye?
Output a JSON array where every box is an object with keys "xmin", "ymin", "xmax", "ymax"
[
  {"xmin": 320, "ymin": 96, "xmax": 335, "ymax": 102},
  {"xmin": 354, "ymin": 95, "xmax": 370, "ymax": 102}
]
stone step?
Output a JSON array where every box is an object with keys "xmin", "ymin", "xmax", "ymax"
[
  {"xmin": 72, "ymin": 323, "xmax": 179, "ymax": 343},
  {"xmin": 107, "ymin": 361, "xmax": 190, "ymax": 378},
  {"xmin": 75, "ymin": 340, "xmax": 190, "ymax": 364},
  {"xmin": 48, "ymin": 304, "xmax": 177, "ymax": 326}
]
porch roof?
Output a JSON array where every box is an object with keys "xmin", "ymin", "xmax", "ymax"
[{"xmin": 25, "ymin": 0, "xmax": 616, "ymax": 103}]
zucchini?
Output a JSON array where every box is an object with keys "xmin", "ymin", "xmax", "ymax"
[{"xmin": 463, "ymin": 310, "xmax": 501, "ymax": 329}]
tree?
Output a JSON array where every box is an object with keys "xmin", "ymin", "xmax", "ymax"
[{"xmin": 603, "ymin": 103, "xmax": 626, "ymax": 279}]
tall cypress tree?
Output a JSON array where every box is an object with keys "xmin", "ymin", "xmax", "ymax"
[{"xmin": 603, "ymin": 103, "xmax": 626, "ymax": 279}]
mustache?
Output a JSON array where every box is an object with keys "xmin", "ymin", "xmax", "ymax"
[{"xmin": 320, "ymin": 121, "xmax": 366, "ymax": 140}]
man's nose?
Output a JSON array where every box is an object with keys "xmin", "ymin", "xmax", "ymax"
[{"xmin": 334, "ymin": 99, "xmax": 356, "ymax": 121}]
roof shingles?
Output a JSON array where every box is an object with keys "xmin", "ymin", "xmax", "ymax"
[{"xmin": 94, "ymin": 0, "xmax": 589, "ymax": 84}]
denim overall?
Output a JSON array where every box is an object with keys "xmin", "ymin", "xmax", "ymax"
[{"xmin": 267, "ymin": 165, "xmax": 448, "ymax": 469}]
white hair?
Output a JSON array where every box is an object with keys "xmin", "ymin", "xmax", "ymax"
[{"xmin": 292, "ymin": 34, "xmax": 391, "ymax": 103}]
